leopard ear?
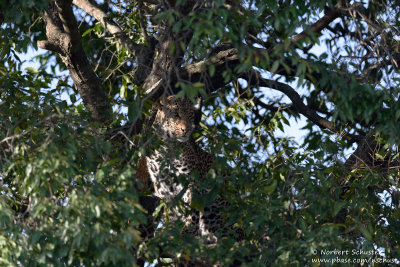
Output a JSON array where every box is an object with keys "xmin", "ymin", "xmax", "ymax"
[
  {"xmin": 158, "ymin": 95, "xmax": 174, "ymax": 107},
  {"xmin": 156, "ymin": 95, "xmax": 167, "ymax": 107}
]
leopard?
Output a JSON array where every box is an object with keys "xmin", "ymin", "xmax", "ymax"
[{"xmin": 136, "ymin": 95, "xmax": 227, "ymax": 241}]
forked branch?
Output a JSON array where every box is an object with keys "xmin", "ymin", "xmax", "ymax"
[{"xmin": 38, "ymin": 0, "xmax": 111, "ymax": 123}]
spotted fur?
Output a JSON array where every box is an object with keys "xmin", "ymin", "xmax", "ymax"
[
  {"xmin": 152, "ymin": 95, "xmax": 196, "ymax": 143},
  {"xmin": 139, "ymin": 95, "xmax": 225, "ymax": 240}
]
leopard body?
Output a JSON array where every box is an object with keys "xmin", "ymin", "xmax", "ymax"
[{"xmin": 140, "ymin": 95, "xmax": 227, "ymax": 239}]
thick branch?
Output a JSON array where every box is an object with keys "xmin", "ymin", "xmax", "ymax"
[
  {"xmin": 37, "ymin": 40, "xmax": 63, "ymax": 54},
  {"xmin": 182, "ymin": 50, "xmax": 362, "ymax": 142},
  {"xmin": 181, "ymin": 48, "xmax": 239, "ymax": 93},
  {"xmin": 182, "ymin": 2, "xmax": 348, "ymax": 90},
  {"xmin": 178, "ymin": 5, "xmax": 369, "ymax": 141},
  {"xmin": 184, "ymin": 48, "xmax": 238, "ymax": 75},
  {"xmin": 241, "ymin": 70, "xmax": 361, "ymax": 142},
  {"xmin": 180, "ymin": 47, "xmax": 293, "ymax": 95},
  {"xmin": 56, "ymin": 0, "xmax": 81, "ymax": 45},
  {"xmin": 38, "ymin": 1, "xmax": 111, "ymax": 123}
]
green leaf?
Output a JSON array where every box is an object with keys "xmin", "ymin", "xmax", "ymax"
[
  {"xmin": 70, "ymin": 93, "xmax": 76, "ymax": 103},
  {"xmin": 209, "ymin": 64, "xmax": 215, "ymax": 77},
  {"xmin": 29, "ymin": 231, "xmax": 41, "ymax": 246},
  {"xmin": 120, "ymin": 84, "xmax": 127, "ymax": 99},
  {"xmin": 82, "ymin": 28, "xmax": 93, "ymax": 37},
  {"xmin": 172, "ymin": 20, "xmax": 182, "ymax": 33},
  {"xmin": 25, "ymin": 67, "xmax": 38, "ymax": 74},
  {"xmin": 192, "ymin": 82, "xmax": 204, "ymax": 88},
  {"xmin": 359, "ymin": 225, "xmax": 372, "ymax": 240},
  {"xmin": 153, "ymin": 202, "xmax": 166, "ymax": 218},
  {"xmin": 264, "ymin": 179, "xmax": 277, "ymax": 194},
  {"xmin": 270, "ymin": 60, "xmax": 280, "ymax": 73},
  {"xmin": 332, "ymin": 202, "xmax": 346, "ymax": 217}
]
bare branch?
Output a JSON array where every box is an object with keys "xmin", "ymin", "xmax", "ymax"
[
  {"xmin": 182, "ymin": 2, "xmax": 347, "ymax": 85},
  {"xmin": 72, "ymin": 0, "xmax": 156, "ymax": 85},
  {"xmin": 292, "ymin": 3, "xmax": 343, "ymax": 43},
  {"xmin": 241, "ymin": 70, "xmax": 361, "ymax": 142},
  {"xmin": 184, "ymin": 48, "xmax": 238, "ymax": 75},
  {"xmin": 72, "ymin": 0, "xmax": 142, "ymax": 52},
  {"xmin": 37, "ymin": 40, "xmax": 63, "ymax": 54},
  {"xmin": 183, "ymin": 48, "xmax": 360, "ymax": 140}
]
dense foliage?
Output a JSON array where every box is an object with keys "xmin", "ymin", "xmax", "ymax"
[{"xmin": 0, "ymin": 0, "xmax": 399, "ymax": 265}]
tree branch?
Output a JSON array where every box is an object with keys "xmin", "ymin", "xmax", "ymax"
[
  {"xmin": 72, "ymin": 0, "xmax": 140, "ymax": 51},
  {"xmin": 38, "ymin": 0, "xmax": 111, "ymax": 123},
  {"xmin": 36, "ymin": 40, "xmax": 63, "ymax": 54},
  {"xmin": 182, "ymin": 2, "xmax": 347, "ymax": 89},
  {"xmin": 181, "ymin": 48, "xmax": 239, "ymax": 93},
  {"xmin": 72, "ymin": 0, "xmax": 156, "ymax": 85},
  {"xmin": 56, "ymin": 0, "xmax": 81, "ymax": 45},
  {"xmin": 292, "ymin": 3, "xmax": 343, "ymax": 43},
  {"xmin": 241, "ymin": 70, "xmax": 361, "ymax": 142},
  {"xmin": 344, "ymin": 132, "xmax": 400, "ymax": 173}
]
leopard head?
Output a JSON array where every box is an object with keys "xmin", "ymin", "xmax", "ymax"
[{"xmin": 153, "ymin": 95, "xmax": 197, "ymax": 142}]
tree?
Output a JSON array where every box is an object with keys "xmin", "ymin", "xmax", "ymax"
[{"xmin": 0, "ymin": 0, "xmax": 399, "ymax": 265}]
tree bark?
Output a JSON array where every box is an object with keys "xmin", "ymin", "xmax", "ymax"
[{"xmin": 38, "ymin": 1, "xmax": 112, "ymax": 123}]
